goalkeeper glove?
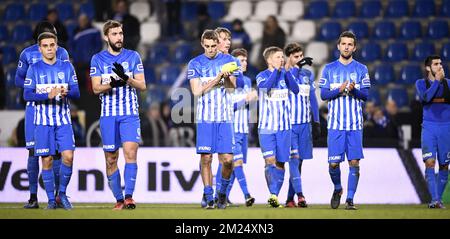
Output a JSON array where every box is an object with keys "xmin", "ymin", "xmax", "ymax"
[
  {"xmin": 112, "ymin": 62, "xmax": 129, "ymax": 81},
  {"xmin": 221, "ymin": 61, "xmax": 239, "ymax": 73},
  {"xmin": 297, "ymin": 57, "xmax": 313, "ymax": 68},
  {"xmin": 109, "ymin": 76, "xmax": 127, "ymax": 88}
]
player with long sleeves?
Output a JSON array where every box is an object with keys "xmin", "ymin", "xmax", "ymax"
[
  {"xmin": 415, "ymin": 55, "xmax": 450, "ymax": 209},
  {"xmin": 15, "ymin": 21, "xmax": 69, "ymax": 209},
  {"xmin": 90, "ymin": 20, "xmax": 146, "ymax": 210},
  {"xmin": 284, "ymin": 42, "xmax": 319, "ymax": 208},
  {"xmin": 257, "ymin": 46, "xmax": 299, "ymax": 208},
  {"xmin": 23, "ymin": 32, "xmax": 79, "ymax": 209},
  {"xmin": 319, "ymin": 31, "xmax": 370, "ymax": 210}
]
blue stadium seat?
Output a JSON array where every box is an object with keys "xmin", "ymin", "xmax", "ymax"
[
  {"xmin": 427, "ymin": 20, "xmax": 449, "ymax": 39},
  {"xmin": 360, "ymin": 0, "xmax": 382, "ymax": 18},
  {"xmin": 0, "ymin": 25, "xmax": 9, "ymax": 42},
  {"xmin": 333, "ymin": 0, "xmax": 356, "ymax": 18},
  {"xmin": 373, "ymin": 21, "xmax": 396, "ymax": 39},
  {"xmin": 441, "ymin": 42, "xmax": 450, "ymax": 61},
  {"xmin": 160, "ymin": 65, "xmax": 181, "ymax": 86},
  {"xmin": 11, "ymin": 24, "xmax": 32, "ymax": 43},
  {"xmin": 412, "ymin": 42, "xmax": 435, "ymax": 62},
  {"xmin": 1, "ymin": 46, "xmax": 17, "ymax": 65},
  {"xmin": 181, "ymin": 2, "xmax": 198, "ymax": 21},
  {"xmin": 171, "ymin": 43, "xmax": 193, "ymax": 64},
  {"xmin": 444, "ymin": 63, "xmax": 450, "ymax": 76},
  {"xmin": 146, "ymin": 87, "xmax": 166, "ymax": 106},
  {"xmin": 360, "ymin": 42, "xmax": 381, "ymax": 62},
  {"xmin": 79, "ymin": 2, "xmax": 95, "ymax": 20},
  {"xmin": 3, "ymin": 3, "xmax": 26, "ymax": 22},
  {"xmin": 55, "ymin": 3, "xmax": 75, "ymax": 21},
  {"xmin": 146, "ymin": 43, "xmax": 169, "ymax": 65},
  {"xmin": 373, "ymin": 64, "xmax": 395, "ymax": 85},
  {"xmin": 65, "ymin": 22, "xmax": 77, "ymax": 43},
  {"xmin": 28, "ymin": 3, "xmax": 48, "ymax": 21},
  {"xmin": 331, "ymin": 48, "xmax": 340, "ymax": 61},
  {"xmin": 441, "ymin": 0, "xmax": 450, "ymax": 17},
  {"xmin": 399, "ymin": 64, "xmax": 422, "ymax": 85},
  {"xmin": 347, "ymin": 21, "xmax": 369, "ymax": 39},
  {"xmin": 413, "ymin": 0, "xmax": 435, "ymax": 18},
  {"xmin": 367, "ymin": 88, "xmax": 381, "ymax": 105},
  {"xmin": 144, "ymin": 66, "xmax": 156, "ymax": 85},
  {"xmin": 319, "ymin": 21, "xmax": 342, "ymax": 41},
  {"xmin": 385, "ymin": 0, "xmax": 409, "ymax": 18},
  {"xmin": 305, "ymin": 1, "xmax": 329, "ymax": 19},
  {"xmin": 400, "ymin": 20, "xmax": 422, "ymax": 40},
  {"xmin": 385, "ymin": 42, "xmax": 408, "ymax": 62},
  {"xmin": 6, "ymin": 67, "xmax": 17, "ymax": 87},
  {"xmin": 208, "ymin": 2, "xmax": 226, "ymax": 20},
  {"xmin": 388, "ymin": 88, "xmax": 409, "ymax": 108}
]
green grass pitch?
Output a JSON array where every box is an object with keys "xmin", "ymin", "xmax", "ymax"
[{"xmin": 0, "ymin": 203, "xmax": 449, "ymax": 219}]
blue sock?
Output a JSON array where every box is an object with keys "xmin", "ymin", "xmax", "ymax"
[
  {"xmin": 437, "ymin": 169, "xmax": 449, "ymax": 201},
  {"xmin": 215, "ymin": 163, "xmax": 222, "ymax": 199},
  {"xmin": 27, "ymin": 156, "xmax": 39, "ymax": 195},
  {"xmin": 52, "ymin": 157, "xmax": 61, "ymax": 193},
  {"xmin": 219, "ymin": 177, "xmax": 231, "ymax": 195},
  {"xmin": 226, "ymin": 171, "xmax": 235, "ymax": 199},
  {"xmin": 347, "ymin": 166, "xmax": 360, "ymax": 201},
  {"xmin": 289, "ymin": 158, "xmax": 302, "ymax": 194},
  {"xmin": 59, "ymin": 163, "xmax": 72, "ymax": 194},
  {"xmin": 42, "ymin": 169, "xmax": 55, "ymax": 202},
  {"xmin": 329, "ymin": 165, "xmax": 342, "ymax": 192},
  {"xmin": 274, "ymin": 167, "xmax": 285, "ymax": 196},
  {"xmin": 425, "ymin": 168, "xmax": 438, "ymax": 202},
  {"xmin": 204, "ymin": 185, "xmax": 214, "ymax": 202},
  {"xmin": 234, "ymin": 165, "xmax": 250, "ymax": 197},
  {"xmin": 265, "ymin": 164, "xmax": 278, "ymax": 194},
  {"xmin": 107, "ymin": 170, "xmax": 124, "ymax": 201},
  {"xmin": 124, "ymin": 163, "xmax": 138, "ymax": 197}
]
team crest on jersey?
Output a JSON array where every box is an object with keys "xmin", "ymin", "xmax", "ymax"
[
  {"xmin": 332, "ymin": 74, "xmax": 338, "ymax": 82},
  {"xmin": 279, "ymin": 80, "xmax": 286, "ymax": 87},
  {"xmin": 303, "ymin": 76, "xmax": 309, "ymax": 84},
  {"xmin": 121, "ymin": 62, "xmax": 129, "ymax": 70},
  {"xmin": 58, "ymin": 72, "xmax": 65, "ymax": 80},
  {"xmin": 350, "ymin": 73, "xmax": 357, "ymax": 82}
]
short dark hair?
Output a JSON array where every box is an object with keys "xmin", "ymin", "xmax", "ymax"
[
  {"xmin": 103, "ymin": 20, "xmax": 122, "ymax": 36},
  {"xmin": 284, "ymin": 42, "xmax": 304, "ymax": 57},
  {"xmin": 231, "ymin": 48, "xmax": 248, "ymax": 58},
  {"xmin": 338, "ymin": 31, "xmax": 357, "ymax": 45},
  {"xmin": 424, "ymin": 55, "xmax": 441, "ymax": 68},
  {"xmin": 38, "ymin": 32, "xmax": 58, "ymax": 45},
  {"xmin": 263, "ymin": 46, "xmax": 283, "ymax": 61},
  {"xmin": 33, "ymin": 21, "xmax": 57, "ymax": 42},
  {"xmin": 201, "ymin": 29, "xmax": 219, "ymax": 43}
]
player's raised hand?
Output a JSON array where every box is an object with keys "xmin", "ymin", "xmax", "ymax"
[
  {"xmin": 112, "ymin": 62, "xmax": 129, "ymax": 81},
  {"xmin": 48, "ymin": 87, "xmax": 59, "ymax": 99},
  {"xmin": 339, "ymin": 80, "xmax": 349, "ymax": 93},
  {"xmin": 348, "ymin": 81, "xmax": 356, "ymax": 91},
  {"xmin": 60, "ymin": 86, "xmax": 68, "ymax": 98},
  {"xmin": 297, "ymin": 57, "xmax": 313, "ymax": 68},
  {"xmin": 436, "ymin": 68, "xmax": 445, "ymax": 81}
]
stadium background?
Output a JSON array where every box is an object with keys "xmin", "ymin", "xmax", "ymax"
[{"xmin": 0, "ymin": 0, "xmax": 449, "ymax": 210}]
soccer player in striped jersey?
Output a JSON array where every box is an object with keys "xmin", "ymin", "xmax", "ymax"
[
  {"xmin": 416, "ymin": 55, "xmax": 449, "ymax": 209},
  {"xmin": 23, "ymin": 32, "xmax": 80, "ymax": 209},
  {"xmin": 229, "ymin": 48, "xmax": 256, "ymax": 206},
  {"xmin": 90, "ymin": 20, "xmax": 146, "ymax": 210},
  {"xmin": 283, "ymin": 42, "xmax": 319, "ymax": 208},
  {"xmin": 257, "ymin": 46, "xmax": 299, "ymax": 208},
  {"xmin": 15, "ymin": 21, "xmax": 69, "ymax": 209},
  {"xmin": 319, "ymin": 31, "xmax": 370, "ymax": 210},
  {"xmin": 188, "ymin": 29, "xmax": 237, "ymax": 209}
]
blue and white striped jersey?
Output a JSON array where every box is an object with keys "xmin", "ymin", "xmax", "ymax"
[
  {"xmin": 16, "ymin": 44, "xmax": 70, "ymax": 106},
  {"xmin": 232, "ymin": 75, "xmax": 252, "ymax": 133},
  {"xmin": 187, "ymin": 52, "xmax": 237, "ymax": 122},
  {"xmin": 290, "ymin": 67, "xmax": 315, "ymax": 124},
  {"xmin": 319, "ymin": 60, "xmax": 371, "ymax": 131},
  {"xmin": 24, "ymin": 60, "xmax": 77, "ymax": 126},
  {"xmin": 90, "ymin": 49, "xmax": 144, "ymax": 117},
  {"xmin": 257, "ymin": 69, "xmax": 293, "ymax": 131}
]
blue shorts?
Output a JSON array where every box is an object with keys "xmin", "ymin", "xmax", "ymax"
[
  {"xmin": 196, "ymin": 122, "xmax": 234, "ymax": 154},
  {"xmin": 25, "ymin": 104, "xmax": 35, "ymax": 149},
  {"xmin": 233, "ymin": 133, "xmax": 248, "ymax": 163},
  {"xmin": 290, "ymin": 123, "xmax": 313, "ymax": 160},
  {"xmin": 34, "ymin": 124, "xmax": 75, "ymax": 157},
  {"xmin": 100, "ymin": 115, "xmax": 141, "ymax": 152},
  {"xmin": 421, "ymin": 121, "xmax": 450, "ymax": 165},
  {"xmin": 259, "ymin": 129, "xmax": 291, "ymax": 163},
  {"xmin": 327, "ymin": 129, "xmax": 364, "ymax": 163}
]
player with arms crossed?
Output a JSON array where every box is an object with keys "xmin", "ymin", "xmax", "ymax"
[
  {"xmin": 257, "ymin": 46, "xmax": 299, "ymax": 208},
  {"xmin": 416, "ymin": 55, "xmax": 450, "ymax": 209},
  {"xmin": 319, "ymin": 31, "xmax": 370, "ymax": 210},
  {"xmin": 90, "ymin": 20, "xmax": 146, "ymax": 210},
  {"xmin": 15, "ymin": 21, "xmax": 70, "ymax": 209},
  {"xmin": 188, "ymin": 29, "xmax": 237, "ymax": 209},
  {"xmin": 23, "ymin": 32, "xmax": 79, "ymax": 209}
]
